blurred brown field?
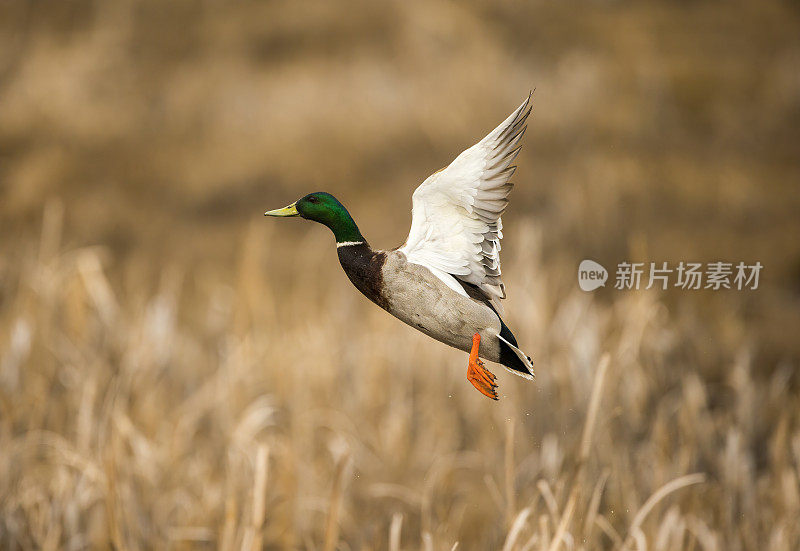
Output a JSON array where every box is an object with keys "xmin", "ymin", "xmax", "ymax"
[{"xmin": 1, "ymin": 0, "xmax": 800, "ymax": 549}]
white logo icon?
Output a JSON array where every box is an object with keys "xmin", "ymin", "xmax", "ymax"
[{"xmin": 578, "ymin": 260, "xmax": 608, "ymax": 291}]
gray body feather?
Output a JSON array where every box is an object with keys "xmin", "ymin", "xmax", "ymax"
[{"xmin": 380, "ymin": 250, "xmax": 504, "ymax": 360}]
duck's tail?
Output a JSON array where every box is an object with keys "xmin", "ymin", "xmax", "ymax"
[{"xmin": 497, "ymin": 320, "xmax": 535, "ymax": 380}]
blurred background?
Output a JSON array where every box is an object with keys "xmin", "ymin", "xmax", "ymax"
[{"xmin": 1, "ymin": 0, "xmax": 799, "ymax": 549}]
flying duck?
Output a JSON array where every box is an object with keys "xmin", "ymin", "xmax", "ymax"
[{"xmin": 265, "ymin": 94, "xmax": 535, "ymax": 399}]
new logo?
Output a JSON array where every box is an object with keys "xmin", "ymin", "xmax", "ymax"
[{"xmin": 578, "ymin": 260, "xmax": 608, "ymax": 291}]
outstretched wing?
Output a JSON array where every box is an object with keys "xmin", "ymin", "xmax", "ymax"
[{"xmin": 399, "ymin": 94, "xmax": 532, "ymax": 314}]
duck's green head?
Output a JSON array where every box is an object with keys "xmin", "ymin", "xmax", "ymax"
[{"xmin": 264, "ymin": 192, "xmax": 364, "ymax": 244}]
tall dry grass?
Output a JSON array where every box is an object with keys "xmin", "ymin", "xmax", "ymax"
[
  {"xmin": 1, "ymin": 0, "xmax": 800, "ymax": 549},
  {"xmin": 1, "ymin": 206, "xmax": 798, "ymax": 550}
]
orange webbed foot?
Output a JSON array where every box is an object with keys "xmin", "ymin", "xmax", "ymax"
[{"xmin": 467, "ymin": 333, "xmax": 498, "ymax": 400}]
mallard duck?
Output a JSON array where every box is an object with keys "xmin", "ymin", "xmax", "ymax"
[{"xmin": 265, "ymin": 94, "xmax": 534, "ymax": 400}]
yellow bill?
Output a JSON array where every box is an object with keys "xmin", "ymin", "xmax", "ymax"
[{"xmin": 264, "ymin": 202, "xmax": 299, "ymax": 217}]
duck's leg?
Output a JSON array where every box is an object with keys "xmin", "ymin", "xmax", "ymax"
[{"xmin": 466, "ymin": 333, "xmax": 498, "ymax": 400}]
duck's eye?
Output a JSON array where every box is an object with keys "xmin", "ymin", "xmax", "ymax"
[{"xmin": 307, "ymin": 196, "xmax": 319, "ymax": 204}]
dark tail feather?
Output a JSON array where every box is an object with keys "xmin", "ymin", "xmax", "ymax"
[{"xmin": 497, "ymin": 319, "xmax": 535, "ymax": 380}]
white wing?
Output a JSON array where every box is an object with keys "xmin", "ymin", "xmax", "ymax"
[{"xmin": 399, "ymin": 94, "xmax": 532, "ymax": 314}]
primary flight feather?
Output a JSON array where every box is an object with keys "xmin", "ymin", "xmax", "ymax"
[{"xmin": 400, "ymin": 95, "xmax": 530, "ymax": 315}]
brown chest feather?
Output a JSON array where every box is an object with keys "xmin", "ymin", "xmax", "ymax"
[{"xmin": 337, "ymin": 244, "xmax": 388, "ymax": 309}]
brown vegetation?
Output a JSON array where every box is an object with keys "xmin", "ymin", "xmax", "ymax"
[{"xmin": 1, "ymin": 0, "xmax": 799, "ymax": 549}]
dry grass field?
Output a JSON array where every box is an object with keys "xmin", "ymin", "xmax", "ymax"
[{"xmin": 2, "ymin": 1, "xmax": 800, "ymax": 549}]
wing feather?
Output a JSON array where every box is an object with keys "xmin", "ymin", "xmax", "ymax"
[{"xmin": 399, "ymin": 94, "xmax": 532, "ymax": 313}]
